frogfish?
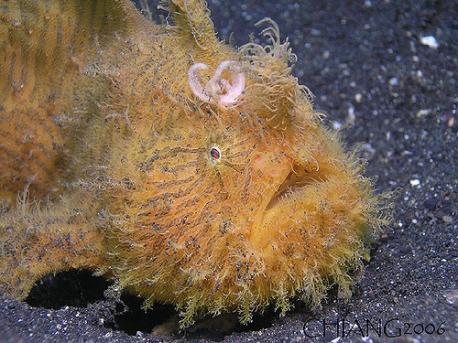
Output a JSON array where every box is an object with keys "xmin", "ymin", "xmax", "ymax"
[{"xmin": 0, "ymin": 0, "xmax": 387, "ymax": 327}]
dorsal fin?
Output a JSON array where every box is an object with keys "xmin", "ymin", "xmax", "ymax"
[{"xmin": 162, "ymin": 0, "xmax": 219, "ymax": 51}]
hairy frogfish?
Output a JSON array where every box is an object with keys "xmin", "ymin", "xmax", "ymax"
[{"xmin": 0, "ymin": 0, "xmax": 387, "ymax": 327}]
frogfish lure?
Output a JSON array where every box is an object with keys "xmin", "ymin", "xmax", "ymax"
[
  {"xmin": 188, "ymin": 60, "xmax": 245, "ymax": 106},
  {"xmin": 0, "ymin": 0, "xmax": 387, "ymax": 328}
]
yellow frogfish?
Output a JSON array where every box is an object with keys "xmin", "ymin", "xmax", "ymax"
[{"xmin": 0, "ymin": 0, "xmax": 387, "ymax": 327}]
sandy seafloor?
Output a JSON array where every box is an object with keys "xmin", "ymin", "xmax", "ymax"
[{"xmin": 0, "ymin": 0, "xmax": 457, "ymax": 342}]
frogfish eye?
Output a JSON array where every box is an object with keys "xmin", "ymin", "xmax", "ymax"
[{"xmin": 209, "ymin": 146, "xmax": 221, "ymax": 162}]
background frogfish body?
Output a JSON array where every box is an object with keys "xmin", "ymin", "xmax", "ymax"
[{"xmin": 0, "ymin": 0, "xmax": 386, "ymax": 327}]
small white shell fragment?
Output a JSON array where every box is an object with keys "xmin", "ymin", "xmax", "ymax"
[
  {"xmin": 410, "ymin": 179, "xmax": 420, "ymax": 186},
  {"xmin": 420, "ymin": 35, "xmax": 439, "ymax": 49}
]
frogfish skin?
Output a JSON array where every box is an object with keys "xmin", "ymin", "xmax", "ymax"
[{"xmin": 0, "ymin": 0, "xmax": 387, "ymax": 327}]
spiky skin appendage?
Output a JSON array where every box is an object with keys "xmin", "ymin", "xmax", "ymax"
[{"xmin": 0, "ymin": 0, "xmax": 387, "ymax": 328}]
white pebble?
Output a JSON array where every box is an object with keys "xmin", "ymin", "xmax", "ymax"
[
  {"xmin": 410, "ymin": 179, "xmax": 420, "ymax": 186},
  {"xmin": 332, "ymin": 121, "xmax": 342, "ymax": 130},
  {"xmin": 347, "ymin": 106, "xmax": 355, "ymax": 125},
  {"xmin": 416, "ymin": 109, "xmax": 431, "ymax": 117},
  {"xmin": 389, "ymin": 77, "xmax": 399, "ymax": 86}
]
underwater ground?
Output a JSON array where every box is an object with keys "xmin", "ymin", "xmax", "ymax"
[{"xmin": 0, "ymin": 0, "xmax": 457, "ymax": 342}]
